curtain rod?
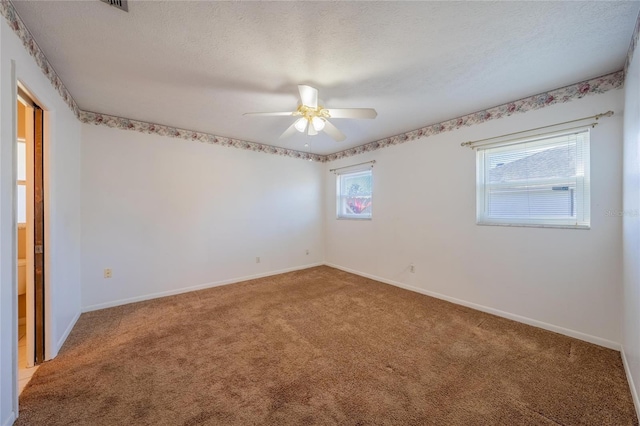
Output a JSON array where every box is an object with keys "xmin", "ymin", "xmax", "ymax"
[
  {"xmin": 329, "ymin": 160, "xmax": 376, "ymax": 173},
  {"xmin": 461, "ymin": 111, "xmax": 614, "ymax": 149}
]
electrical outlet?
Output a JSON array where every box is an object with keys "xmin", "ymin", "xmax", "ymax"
[
  {"xmin": 305, "ymin": 249, "xmax": 310, "ymax": 255},
  {"xmin": 409, "ymin": 264, "xmax": 415, "ymax": 273},
  {"xmin": 256, "ymin": 257, "xmax": 260, "ymax": 264},
  {"xmin": 104, "ymin": 268, "xmax": 112, "ymax": 278}
]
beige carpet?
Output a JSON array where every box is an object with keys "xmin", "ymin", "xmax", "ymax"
[{"xmin": 17, "ymin": 266, "xmax": 637, "ymax": 425}]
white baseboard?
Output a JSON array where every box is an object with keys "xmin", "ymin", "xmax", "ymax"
[
  {"xmin": 621, "ymin": 345, "xmax": 640, "ymax": 419},
  {"xmin": 80, "ymin": 261, "xmax": 621, "ymax": 351},
  {"xmin": 54, "ymin": 310, "xmax": 81, "ymax": 356},
  {"xmin": 2, "ymin": 412, "xmax": 16, "ymax": 426},
  {"xmin": 324, "ymin": 263, "xmax": 621, "ymax": 351},
  {"xmin": 82, "ymin": 262, "xmax": 325, "ymax": 313}
]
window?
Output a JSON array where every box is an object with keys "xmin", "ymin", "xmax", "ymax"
[
  {"xmin": 17, "ymin": 139, "xmax": 26, "ymax": 224},
  {"xmin": 476, "ymin": 129, "xmax": 590, "ymax": 228},
  {"xmin": 337, "ymin": 168, "xmax": 373, "ymax": 219}
]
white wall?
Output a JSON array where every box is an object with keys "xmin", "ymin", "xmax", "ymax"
[
  {"xmin": 325, "ymin": 89, "xmax": 624, "ymax": 348},
  {"xmin": 0, "ymin": 19, "xmax": 82, "ymax": 426},
  {"xmin": 623, "ymin": 37, "xmax": 640, "ymax": 415},
  {"xmin": 80, "ymin": 124, "xmax": 324, "ymax": 310}
]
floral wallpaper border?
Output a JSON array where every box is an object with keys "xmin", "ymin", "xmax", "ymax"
[
  {"xmin": 325, "ymin": 71, "xmax": 624, "ymax": 162},
  {"xmin": 0, "ymin": 0, "xmax": 324, "ymax": 162},
  {"xmin": 0, "ymin": 0, "xmax": 79, "ymax": 117},
  {"xmin": 0, "ymin": 0, "xmax": 628, "ymax": 163},
  {"xmin": 78, "ymin": 111, "xmax": 325, "ymax": 162},
  {"xmin": 625, "ymin": 8, "xmax": 640, "ymax": 77}
]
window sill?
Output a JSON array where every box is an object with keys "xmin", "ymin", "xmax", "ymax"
[{"xmin": 476, "ymin": 222, "xmax": 590, "ymax": 230}]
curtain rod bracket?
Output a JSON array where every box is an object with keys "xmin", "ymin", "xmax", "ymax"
[{"xmin": 595, "ymin": 111, "xmax": 614, "ymax": 120}]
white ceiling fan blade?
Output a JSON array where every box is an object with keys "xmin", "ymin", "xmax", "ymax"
[
  {"xmin": 322, "ymin": 120, "xmax": 346, "ymax": 142},
  {"xmin": 298, "ymin": 85, "xmax": 318, "ymax": 109},
  {"xmin": 279, "ymin": 122, "xmax": 299, "ymax": 139},
  {"xmin": 326, "ymin": 108, "xmax": 377, "ymax": 119},
  {"xmin": 243, "ymin": 111, "xmax": 294, "ymax": 116},
  {"xmin": 307, "ymin": 124, "xmax": 318, "ymax": 136}
]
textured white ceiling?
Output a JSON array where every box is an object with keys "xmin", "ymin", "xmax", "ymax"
[{"xmin": 12, "ymin": 0, "xmax": 640, "ymax": 155}]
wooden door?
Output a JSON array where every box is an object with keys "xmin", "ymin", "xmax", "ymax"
[{"xmin": 33, "ymin": 106, "xmax": 45, "ymax": 364}]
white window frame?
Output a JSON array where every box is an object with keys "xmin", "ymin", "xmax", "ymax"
[
  {"xmin": 476, "ymin": 129, "xmax": 591, "ymax": 229},
  {"xmin": 336, "ymin": 168, "xmax": 373, "ymax": 220},
  {"xmin": 17, "ymin": 138, "xmax": 27, "ymax": 225}
]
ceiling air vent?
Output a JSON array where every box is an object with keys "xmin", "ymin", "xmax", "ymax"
[{"xmin": 100, "ymin": 0, "xmax": 128, "ymax": 12}]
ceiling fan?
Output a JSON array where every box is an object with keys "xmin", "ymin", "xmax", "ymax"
[{"xmin": 244, "ymin": 85, "xmax": 377, "ymax": 142}]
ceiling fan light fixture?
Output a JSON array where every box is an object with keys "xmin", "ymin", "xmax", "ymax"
[
  {"xmin": 245, "ymin": 85, "xmax": 376, "ymax": 142},
  {"xmin": 294, "ymin": 117, "xmax": 308, "ymax": 133},
  {"xmin": 311, "ymin": 116, "xmax": 325, "ymax": 131}
]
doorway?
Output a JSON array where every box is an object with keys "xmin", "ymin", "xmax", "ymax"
[{"xmin": 16, "ymin": 86, "xmax": 45, "ymax": 393}]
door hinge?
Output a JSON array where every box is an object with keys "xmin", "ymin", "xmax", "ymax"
[{"xmin": 35, "ymin": 245, "xmax": 43, "ymax": 254}]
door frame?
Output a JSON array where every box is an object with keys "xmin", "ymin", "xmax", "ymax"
[
  {"xmin": 12, "ymin": 67, "xmax": 53, "ymax": 404},
  {"xmin": 18, "ymin": 95, "xmax": 35, "ymax": 368}
]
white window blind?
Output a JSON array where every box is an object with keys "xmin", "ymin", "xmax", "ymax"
[
  {"xmin": 476, "ymin": 129, "xmax": 590, "ymax": 228},
  {"xmin": 336, "ymin": 168, "xmax": 373, "ymax": 219}
]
